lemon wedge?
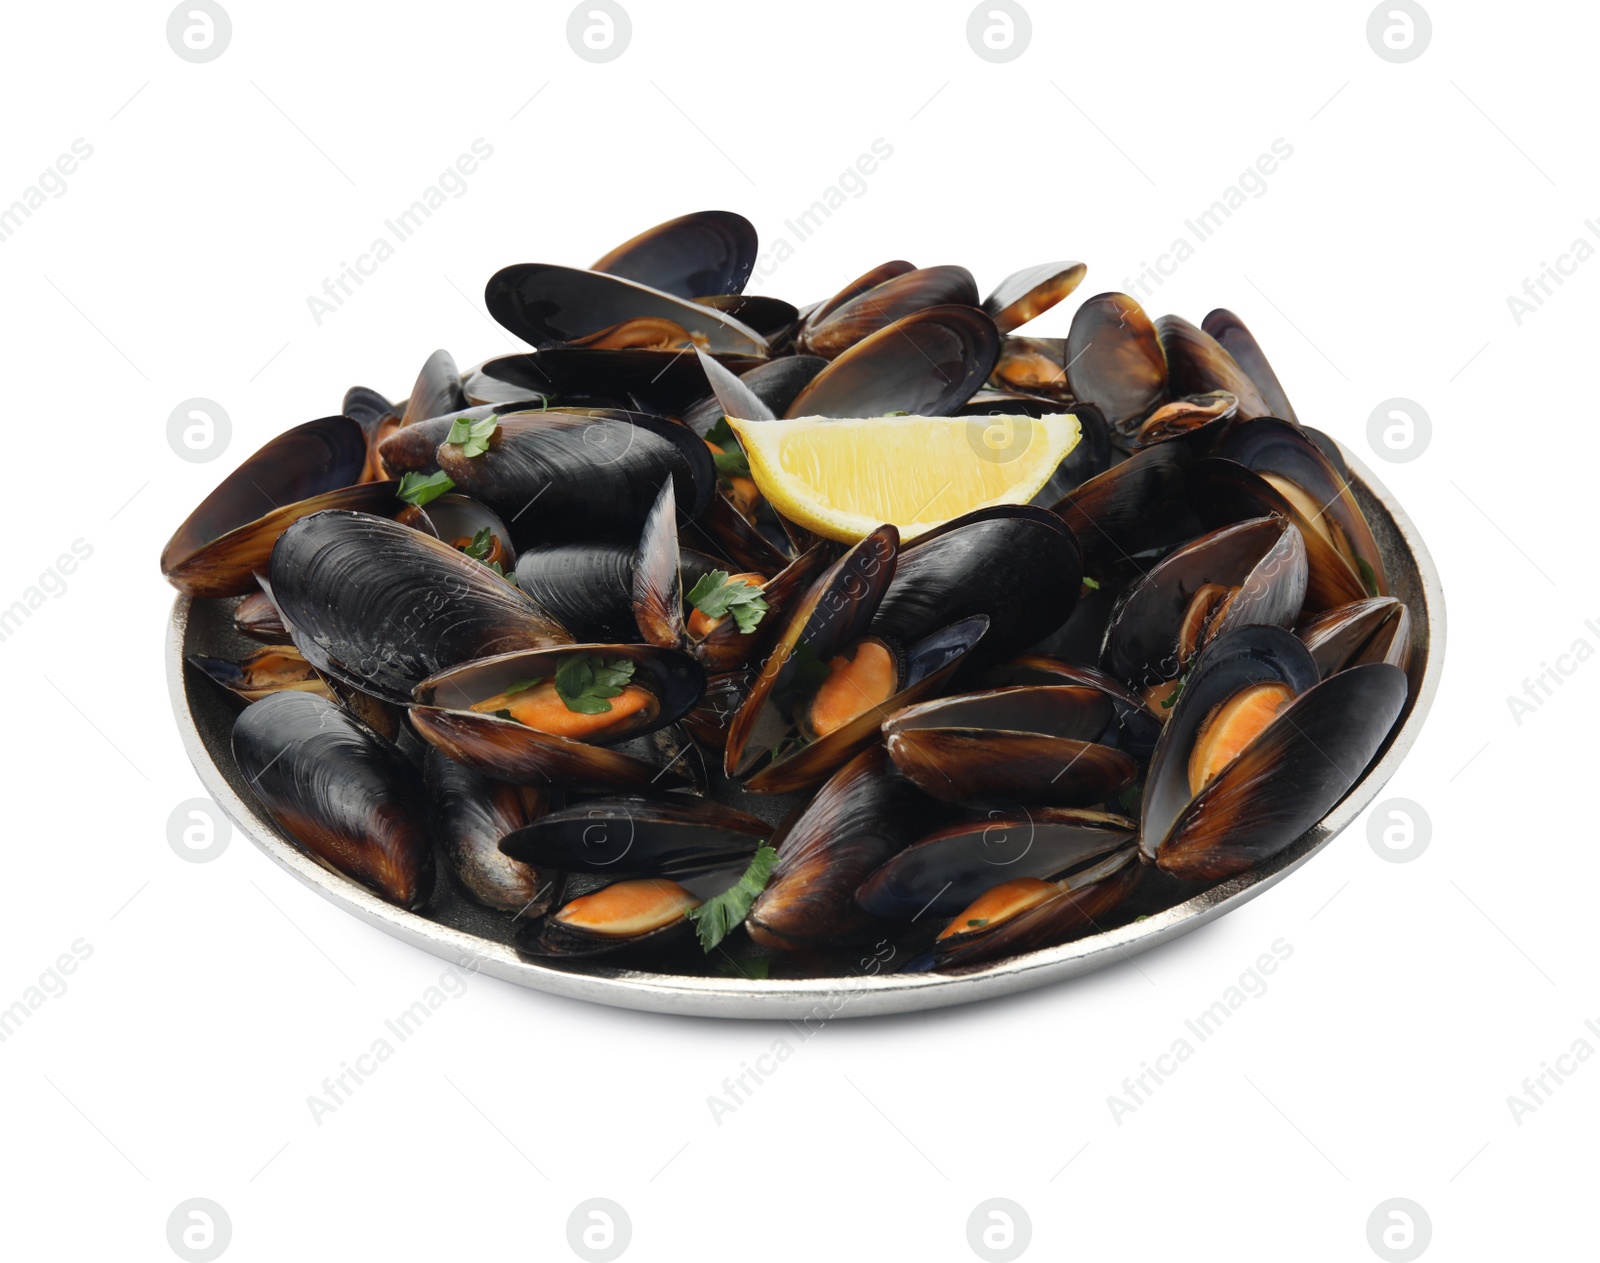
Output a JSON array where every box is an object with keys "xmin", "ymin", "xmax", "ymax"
[{"xmin": 727, "ymin": 413, "xmax": 1079, "ymax": 543}]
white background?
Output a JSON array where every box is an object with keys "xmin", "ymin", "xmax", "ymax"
[{"xmin": 0, "ymin": 1, "xmax": 1591, "ymax": 1259}]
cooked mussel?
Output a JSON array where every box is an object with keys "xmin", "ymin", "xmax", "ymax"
[
  {"xmin": 232, "ymin": 691, "xmax": 434, "ymax": 909},
  {"xmin": 1297, "ymin": 597, "xmax": 1413, "ymax": 676},
  {"xmin": 1140, "ymin": 624, "xmax": 1408, "ymax": 880},
  {"xmin": 234, "ymin": 587, "xmax": 289, "ymax": 642},
  {"xmin": 500, "ymin": 795, "xmax": 767, "ymax": 876},
  {"xmin": 520, "ymin": 877, "xmax": 703, "ymax": 958},
  {"xmin": 591, "ymin": 210, "xmax": 758, "ymax": 299},
  {"xmin": 268, "ymin": 510, "xmax": 571, "ymax": 704},
  {"xmin": 798, "ymin": 265, "xmax": 979, "ymax": 359},
  {"xmin": 1065, "ymin": 293, "xmax": 1169, "ymax": 438},
  {"xmin": 399, "ymin": 349, "xmax": 467, "ymax": 428},
  {"xmin": 883, "ymin": 685, "xmax": 1139, "ymax": 807},
  {"xmin": 424, "ymin": 748, "xmax": 553, "ymax": 915},
  {"xmin": 1155, "ymin": 315, "xmax": 1270, "ymax": 419},
  {"xmin": 411, "ymin": 643, "xmax": 705, "ymax": 791},
  {"xmin": 189, "ymin": 644, "xmax": 331, "ymax": 702},
  {"xmin": 1201, "ymin": 309, "xmax": 1297, "ymax": 424},
  {"xmin": 161, "ymin": 416, "xmax": 399, "ymax": 597},
  {"xmin": 982, "ymin": 261, "xmax": 1087, "ymax": 334},
  {"xmin": 1101, "ymin": 515, "xmax": 1308, "ymax": 702}
]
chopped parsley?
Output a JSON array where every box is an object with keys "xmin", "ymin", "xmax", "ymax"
[
  {"xmin": 553, "ymin": 654, "xmax": 636, "ymax": 715},
  {"xmin": 686, "ymin": 570, "xmax": 769, "ymax": 635},
  {"xmin": 685, "ymin": 847, "xmax": 779, "ymax": 952},
  {"xmin": 446, "ymin": 415, "xmax": 498, "ymax": 458},
  {"xmin": 396, "ymin": 470, "xmax": 454, "ymax": 507}
]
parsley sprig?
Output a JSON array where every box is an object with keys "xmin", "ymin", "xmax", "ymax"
[
  {"xmin": 446, "ymin": 415, "xmax": 498, "ymax": 458},
  {"xmin": 397, "ymin": 470, "xmax": 454, "ymax": 507},
  {"xmin": 685, "ymin": 847, "xmax": 779, "ymax": 952},
  {"xmin": 686, "ymin": 570, "xmax": 769, "ymax": 635},
  {"xmin": 553, "ymin": 654, "xmax": 636, "ymax": 715}
]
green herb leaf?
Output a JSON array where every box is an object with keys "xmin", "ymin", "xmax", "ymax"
[
  {"xmin": 1082, "ymin": 576, "xmax": 1101, "ymax": 591},
  {"xmin": 1356, "ymin": 555, "xmax": 1379, "ymax": 598},
  {"xmin": 686, "ymin": 570, "xmax": 770, "ymax": 635},
  {"xmin": 705, "ymin": 416, "xmax": 736, "ymax": 447},
  {"xmin": 713, "ymin": 950, "xmax": 772, "ymax": 980},
  {"xmin": 396, "ymin": 470, "xmax": 455, "ymax": 507},
  {"xmin": 503, "ymin": 677, "xmax": 544, "ymax": 696},
  {"xmin": 492, "ymin": 708, "xmax": 514, "ymax": 721},
  {"xmin": 1160, "ymin": 671, "xmax": 1190, "ymax": 710},
  {"xmin": 462, "ymin": 527, "xmax": 495, "ymax": 561},
  {"xmin": 686, "ymin": 846, "xmax": 779, "ymax": 952},
  {"xmin": 446, "ymin": 415, "xmax": 498, "ymax": 458},
  {"xmin": 966, "ymin": 918, "xmax": 989, "ymax": 928},
  {"xmin": 553, "ymin": 653, "xmax": 636, "ymax": 714},
  {"xmin": 774, "ymin": 639, "xmax": 830, "ymax": 703},
  {"xmin": 712, "ymin": 447, "xmax": 750, "ymax": 481}
]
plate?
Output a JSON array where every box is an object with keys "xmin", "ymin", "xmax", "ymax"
[{"xmin": 166, "ymin": 442, "xmax": 1443, "ymax": 1019}]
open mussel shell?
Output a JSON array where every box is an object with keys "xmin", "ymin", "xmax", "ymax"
[
  {"xmin": 479, "ymin": 348, "xmax": 765, "ymax": 417},
  {"xmin": 234, "ymin": 587, "xmax": 289, "ymax": 642},
  {"xmin": 436, "ymin": 409, "xmax": 714, "ymax": 549},
  {"xmin": 784, "ymin": 305, "xmax": 1000, "ymax": 418},
  {"xmin": 399, "ymin": 349, "xmax": 467, "ymax": 428},
  {"xmin": 232, "ymin": 691, "xmax": 434, "ymax": 909},
  {"xmin": 803, "ymin": 260, "xmax": 916, "ymax": 331},
  {"xmin": 983, "ymin": 657, "xmax": 1163, "ymax": 761},
  {"xmin": 591, "ymin": 210, "xmax": 758, "ymax": 299},
  {"xmin": 724, "ymin": 526, "xmax": 899, "ymax": 778},
  {"xmin": 343, "ymin": 386, "xmax": 402, "ymax": 481},
  {"xmin": 695, "ymin": 294, "xmax": 799, "ymax": 343},
  {"xmin": 992, "ymin": 336, "xmax": 1071, "ymax": 400},
  {"xmin": 1140, "ymin": 625, "xmax": 1408, "ymax": 880},
  {"xmin": 268, "ymin": 510, "xmax": 571, "ymax": 704},
  {"xmin": 518, "ymin": 876, "xmax": 707, "ymax": 959},
  {"xmin": 161, "ymin": 416, "xmax": 397, "ymax": 597},
  {"xmin": 189, "ymin": 644, "xmax": 330, "ymax": 703},
  {"xmin": 982, "ymin": 261, "xmax": 1087, "ymax": 334},
  {"xmin": 1155, "ymin": 315, "xmax": 1270, "ymax": 419},
  {"xmin": 1217, "ymin": 417, "xmax": 1388, "ymax": 597},
  {"xmin": 883, "ymin": 686, "xmax": 1138, "ymax": 807},
  {"xmin": 798, "ymin": 265, "xmax": 979, "ymax": 359},
  {"xmin": 424, "ymin": 748, "xmax": 552, "ymax": 915},
  {"xmin": 460, "ymin": 361, "xmax": 556, "ymax": 409},
  {"xmin": 1065, "ymin": 293, "xmax": 1169, "ymax": 437},
  {"xmin": 399, "ymin": 494, "xmax": 514, "ymax": 573},
  {"xmin": 746, "ymin": 746, "xmax": 946, "ymax": 949},
  {"xmin": 1131, "ymin": 390, "xmax": 1238, "ymax": 450},
  {"xmin": 856, "ymin": 808, "xmax": 1137, "ymax": 920},
  {"xmin": 500, "ymin": 795, "xmax": 767, "ymax": 876},
  {"xmin": 1201, "ymin": 309, "xmax": 1297, "ymax": 424},
  {"xmin": 485, "ymin": 263, "xmax": 768, "ymax": 355},
  {"xmin": 1101, "ymin": 515, "xmax": 1308, "ymax": 692},
  {"xmin": 868, "ymin": 506, "xmax": 1082, "ymax": 669},
  {"xmin": 1298, "ymin": 597, "xmax": 1413, "ymax": 676},
  {"xmin": 411, "ymin": 644, "xmax": 705, "ymax": 792},
  {"xmin": 1052, "ymin": 438, "xmax": 1203, "ymax": 581},
  {"xmin": 932, "ymin": 847, "xmax": 1142, "ymax": 970}
]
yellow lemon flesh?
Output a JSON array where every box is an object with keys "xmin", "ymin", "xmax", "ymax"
[{"xmin": 726, "ymin": 413, "xmax": 1080, "ymax": 544}]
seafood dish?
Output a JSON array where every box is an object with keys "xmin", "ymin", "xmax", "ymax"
[{"xmin": 163, "ymin": 210, "xmax": 1438, "ymax": 1010}]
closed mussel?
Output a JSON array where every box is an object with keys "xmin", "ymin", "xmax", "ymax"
[
  {"xmin": 424, "ymin": 748, "xmax": 553, "ymax": 915},
  {"xmin": 500, "ymin": 795, "xmax": 768, "ymax": 877},
  {"xmin": 232, "ymin": 692, "xmax": 434, "ymax": 909}
]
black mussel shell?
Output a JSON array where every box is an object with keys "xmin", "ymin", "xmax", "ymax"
[
  {"xmin": 856, "ymin": 809, "xmax": 1137, "ymax": 920},
  {"xmin": 500, "ymin": 795, "xmax": 768, "ymax": 876},
  {"xmin": 1298, "ymin": 597, "xmax": 1413, "ymax": 676},
  {"xmin": 515, "ymin": 543, "xmax": 640, "ymax": 642},
  {"xmin": 1065, "ymin": 293, "xmax": 1169, "ymax": 438},
  {"xmin": 984, "ymin": 657, "xmax": 1163, "ymax": 762},
  {"xmin": 190, "ymin": 644, "xmax": 329, "ymax": 703},
  {"xmin": 343, "ymin": 385, "xmax": 402, "ymax": 482},
  {"xmin": 424, "ymin": 748, "xmax": 552, "ymax": 915},
  {"xmin": 1052, "ymin": 439, "xmax": 1203, "ymax": 581},
  {"xmin": 485, "ymin": 263, "xmax": 768, "ymax": 354},
  {"xmin": 1155, "ymin": 315, "xmax": 1270, "ymax": 419},
  {"xmin": 399, "ymin": 349, "xmax": 467, "ymax": 428},
  {"xmin": 378, "ymin": 403, "xmax": 531, "ymax": 476},
  {"xmin": 591, "ymin": 210, "xmax": 758, "ymax": 299},
  {"xmin": 785, "ymin": 305, "xmax": 1001, "ymax": 418},
  {"xmin": 232, "ymin": 691, "xmax": 434, "ymax": 909},
  {"xmin": 798, "ymin": 265, "xmax": 979, "ymax": 359},
  {"xmin": 883, "ymin": 685, "xmax": 1138, "ymax": 807},
  {"xmin": 1101, "ymin": 515, "xmax": 1308, "ymax": 690},
  {"xmin": 435, "ymin": 409, "xmax": 713, "ymax": 549},
  {"xmin": 479, "ymin": 349, "xmax": 765, "ymax": 417},
  {"xmin": 234, "ymin": 587, "xmax": 289, "ymax": 642},
  {"xmin": 696, "ymin": 294, "xmax": 799, "ymax": 342},
  {"xmin": 803, "ymin": 260, "xmax": 916, "ymax": 331},
  {"xmin": 868, "ymin": 506, "xmax": 1081, "ymax": 669},
  {"xmin": 1201, "ymin": 309, "xmax": 1297, "ymax": 424},
  {"xmin": 982, "ymin": 261, "xmax": 1087, "ymax": 334},
  {"xmin": 682, "ymin": 355, "xmax": 826, "ymax": 435},
  {"xmin": 746, "ymin": 746, "xmax": 947, "ymax": 949},
  {"xmin": 268, "ymin": 510, "xmax": 571, "ymax": 704},
  {"xmin": 161, "ymin": 416, "xmax": 393, "ymax": 597},
  {"xmin": 1140, "ymin": 624, "xmax": 1407, "ymax": 879},
  {"xmin": 517, "ymin": 877, "xmax": 705, "ymax": 959}
]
